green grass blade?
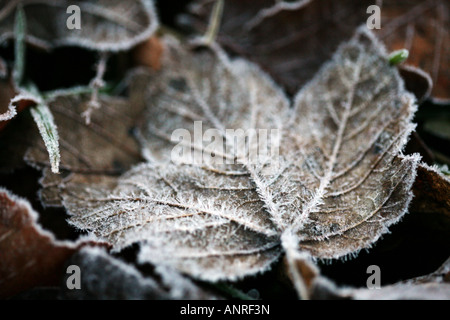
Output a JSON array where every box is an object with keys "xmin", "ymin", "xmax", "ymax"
[{"xmin": 13, "ymin": 6, "xmax": 26, "ymax": 85}]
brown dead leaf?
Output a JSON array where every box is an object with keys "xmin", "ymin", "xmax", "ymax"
[
  {"xmin": 411, "ymin": 163, "xmax": 450, "ymax": 217},
  {"xmin": 59, "ymin": 247, "xmax": 223, "ymax": 300},
  {"xmin": 188, "ymin": 0, "xmax": 448, "ymax": 101},
  {"xmin": 0, "ymin": 187, "xmax": 100, "ymax": 299},
  {"xmin": 0, "ymin": 78, "xmax": 16, "ymax": 126},
  {"xmin": 187, "ymin": 0, "xmax": 373, "ymax": 95},
  {"xmin": 24, "ymin": 94, "xmax": 145, "ymax": 207}
]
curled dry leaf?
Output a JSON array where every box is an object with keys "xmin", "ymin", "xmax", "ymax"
[
  {"xmin": 50, "ymin": 27, "xmax": 420, "ymax": 283},
  {"xmin": 0, "ymin": 86, "xmax": 43, "ymax": 132},
  {"xmin": 398, "ymin": 65, "xmax": 433, "ymax": 103},
  {"xmin": 411, "ymin": 163, "xmax": 450, "ymax": 217},
  {"xmin": 0, "ymin": 0, "xmax": 159, "ymax": 51},
  {"xmin": 0, "ymin": 187, "xmax": 97, "ymax": 299},
  {"xmin": 60, "ymin": 247, "xmax": 222, "ymax": 300},
  {"xmin": 0, "ymin": 85, "xmax": 62, "ymax": 172}
]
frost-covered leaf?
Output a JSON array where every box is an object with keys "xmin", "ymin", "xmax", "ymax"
[
  {"xmin": 290, "ymin": 254, "xmax": 450, "ymax": 299},
  {"xmin": 59, "ymin": 247, "xmax": 222, "ymax": 300},
  {"xmin": 343, "ymin": 257, "xmax": 450, "ymax": 300},
  {"xmin": 348, "ymin": 282, "xmax": 450, "ymax": 300},
  {"xmin": 57, "ymin": 28, "xmax": 419, "ymax": 282},
  {"xmin": 0, "ymin": 88, "xmax": 42, "ymax": 133},
  {"xmin": 0, "ymin": 0, "xmax": 159, "ymax": 51},
  {"xmin": 0, "ymin": 101, "xmax": 16, "ymax": 121},
  {"xmin": 0, "ymin": 79, "xmax": 17, "ymax": 124},
  {"xmin": 303, "ymin": 256, "xmax": 450, "ymax": 300},
  {"xmin": 0, "ymin": 187, "xmax": 94, "ymax": 299}
]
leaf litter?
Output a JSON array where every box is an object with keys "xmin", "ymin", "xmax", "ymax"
[
  {"xmin": 40, "ymin": 27, "xmax": 422, "ymax": 295},
  {"xmin": 1, "ymin": 1, "xmax": 449, "ymax": 300}
]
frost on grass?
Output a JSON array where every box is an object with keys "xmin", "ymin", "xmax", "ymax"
[
  {"xmin": 61, "ymin": 28, "xmax": 419, "ymax": 282},
  {"xmin": 25, "ymin": 94, "xmax": 146, "ymax": 207},
  {"xmin": 30, "ymin": 103, "xmax": 60, "ymax": 174},
  {"xmin": 0, "ymin": 0, "xmax": 158, "ymax": 51}
]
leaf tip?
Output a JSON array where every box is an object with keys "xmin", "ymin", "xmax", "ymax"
[{"xmin": 389, "ymin": 49, "xmax": 409, "ymax": 66}]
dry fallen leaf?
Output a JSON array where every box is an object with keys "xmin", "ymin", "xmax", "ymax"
[
  {"xmin": 132, "ymin": 35, "xmax": 165, "ymax": 70},
  {"xmin": 411, "ymin": 163, "xmax": 450, "ymax": 217},
  {"xmin": 59, "ymin": 247, "xmax": 222, "ymax": 300},
  {"xmin": 0, "ymin": 0, "xmax": 159, "ymax": 51},
  {"xmin": 0, "ymin": 77, "xmax": 16, "ymax": 125},
  {"xmin": 188, "ymin": 0, "xmax": 447, "ymax": 102},
  {"xmin": 0, "ymin": 187, "xmax": 97, "ymax": 299},
  {"xmin": 398, "ymin": 65, "xmax": 433, "ymax": 103},
  {"xmin": 290, "ymin": 254, "xmax": 450, "ymax": 300},
  {"xmin": 343, "ymin": 257, "xmax": 450, "ymax": 300},
  {"xmin": 187, "ymin": 0, "xmax": 373, "ymax": 95},
  {"xmin": 50, "ymin": 27, "xmax": 420, "ymax": 286},
  {"xmin": 25, "ymin": 93, "xmax": 146, "ymax": 207}
]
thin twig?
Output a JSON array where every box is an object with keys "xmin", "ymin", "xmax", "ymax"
[{"xmin": 82, "ymin": 52, "xmax": 109, "ymax": 125}]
